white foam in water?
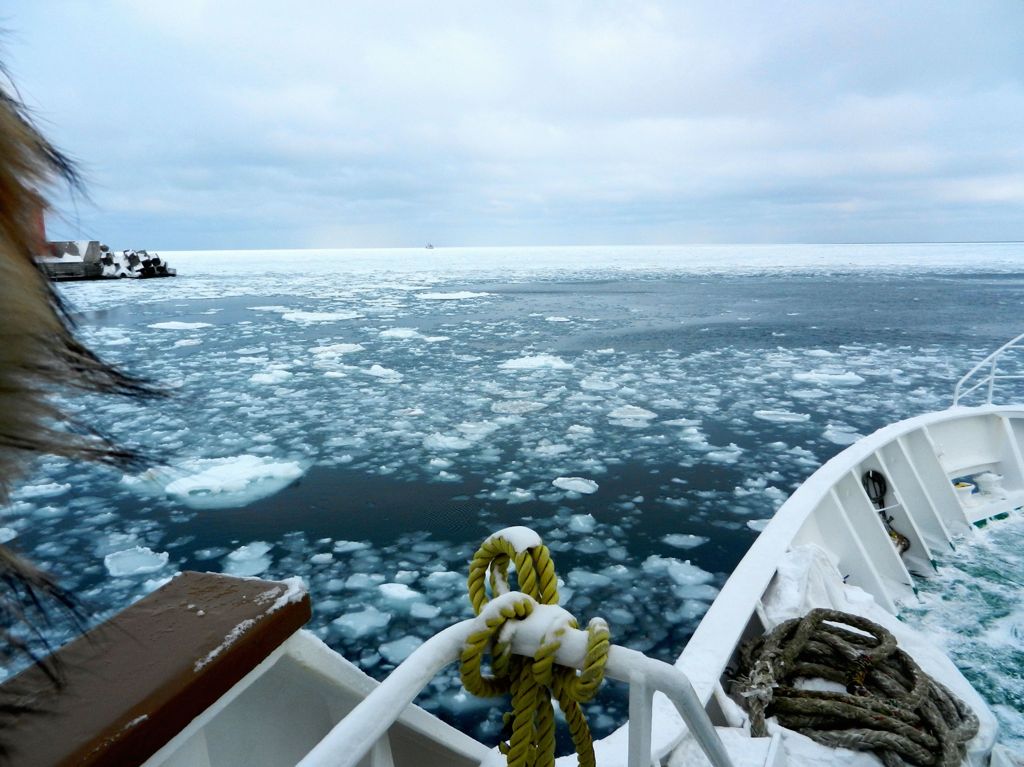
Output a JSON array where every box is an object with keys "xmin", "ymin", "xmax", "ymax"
[
  {"xmin": 124, "ymin": 455, "xmax": 305, "ymax": 509},
  {"xmin": 104, "ymin": 546, "xmax": 169, "ymax": 576},
  {"xmin": 552, "ymin": 477, "xmax": 599, "ymax": 494}
]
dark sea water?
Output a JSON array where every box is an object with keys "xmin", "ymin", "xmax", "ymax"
[{"xmin": 4, "ymin": 246, "xmax": 1024, "ymax": 743}]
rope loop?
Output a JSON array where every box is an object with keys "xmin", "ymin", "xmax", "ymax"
[
  {"xmin": 460, "ymin": 528, "xmax": 611, "ymax": 767},
  {"xmin": 735, "ymin": 607, "xmax": 978, "ymax": 767}
]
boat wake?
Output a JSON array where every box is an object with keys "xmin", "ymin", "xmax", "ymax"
[{"xmin": 901, "ymin": 512, "xmax": 1024, "ymax": 754}]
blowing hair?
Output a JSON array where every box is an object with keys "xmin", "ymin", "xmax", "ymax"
[{"xmin": 0, "ymin": 66, "xmax": 157, "ymax": 683}]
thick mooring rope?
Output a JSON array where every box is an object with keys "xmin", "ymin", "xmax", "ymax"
[
  {"xmin": 460, "ymin": 529, "xmax": 610, "ymax": 767},
  {"xmin": 734, "ymin": 608, "xmax": 978, "ymax": 767}
]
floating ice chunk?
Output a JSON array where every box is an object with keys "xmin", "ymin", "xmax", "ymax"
[
  {"xmin": 281, "ymin": 310, "xmax": 362, "ymax": 323},
  {"xmin": 248, "ymin": 305, "xmax": 291, "ymax": 312},
  {"xmin": 363, "ymin": 364, "xmax": 403, "ymax": 382},
  {"xmin": 499, "ymin": 354, "xmax": 572, "ymax": 371},
  {"xmin": 754, "ymin": 409, "xmax": 810, "ymax": 423},
  {"xmin": 553, "ymin": 477, "xmax": 599, "ymax": 494},
  {"xmin": 148, "ymin": 321, "xmax": 213, "ymax": 330},
  {"xmin": 823, "ymin": 424, "xmax": 863, "ymax": 445},
  {"xmin": 423, "ymin": 433, "xmax": 473, "ymax": 451},
  {"xmin": 334, "ymin": 540, "xmax": 371, "ymax": 553},
  {"xmin": 345, "ymin": 573, "xmax": 385, "ymax": 589},
  {"xmin": 250, "ymin": 369, "xmax": 293, "ymax": 385},
  {"xmin": 705, "ymin": 444, "xmax": 744, "ymax": 464},
  {"xmin": 534, "ymin": 443, "xmax": 571, "ymax": 457},
  {"xmin": 545, "ymin": 316, "xmax": 571, "ymax": 322},
  {"xmin": 507, "ymin": 488, "xmax": 536, "ymax": 504},
  {"xmin": 581, "ymin": 376, "xmax": 618, "ymax": 391},
  {"xmin": 223, "ymin": 542, "xmax": 272, "ymax": 577},
  {"xmin": 104, "ymin": 546, "xmax": 169, "ymax": 577},
  {"xmin": 311, "ymin": 343, "xmax": 364, "ymax": 356},
  {"xmin": 567, "ymin": 424, "xmax": 594, "ymax": 436},
  {"xmin": 333, "ymin": 606, "xmax": 391, "ymax": 638},
  {"xmin": 410, "ymin": 602, "xmax": 441, "ymax": 619},
  {"xmin": 456, "ymin": 421, "xmax": 500, "ymax": 441},
  {"xmin": 569, "ymin": 514, "xmax": 597, "ymax": 533},
  {"xmin": 747, "ymin": 519, "xmax": 771, "ymax": 532},
  {"xmin": 0, "ymin": 527, "xmax": 16, "ymax": 544},
  {"xmin": 380, "ymin": 328, "xmax": 423, "ymax": 339},
  {"xmin": 642, "ymin": 555, "xmax": 714, "ymax": 586},
  {"xmin": 675, "ymin": 583, "xmax": 720, "ymax": 601},
  {"xmin": 491, "ymin": 400, "xmax": 547, "ymax": 414},
  {"xmin": 378, "ymin": 583, "xmax": 424, "ymax": 602},
  {"xmin": 173, "ymin": 338, "xmax": 202, "ymax": 348},
  {"xmin": 608, "ymin": 405, "xmax": 656, "ymax": 421},
  {"xmin": 310, "ymin": 552, "xmax": 333, "ymax": 564},
  {"xmin": 13, "ymin": 482, "xmax": 70, "ymax": 499},
  {"xmin": 416, "ymin": 291, "xmax": 490, "ymax": 300},
  {"xmin": 379, "ymin": 635, "xmax": 423, "ymax": 664},
  {"xmin": 792, "ymin": 370, "xmax": 865, "ymax": 386},
  {"xmin": 662, "ymin": 534, "xmax": 709, "ymax": 550},
  {"xmin": 126, "ymin": 455, "xmax": 305, "ymax": 510},
  {"xmin": 568, "ymin": 569, "xmax": 612, "ymax": 588}
]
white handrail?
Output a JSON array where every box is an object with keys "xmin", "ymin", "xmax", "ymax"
[
  {"xmin": 298, "ymin": 615, "xmax": 735, "ymax": 767},
  {"xmin": 952, "ymin": 332, "xmax": 1024, "ymax": 407}
]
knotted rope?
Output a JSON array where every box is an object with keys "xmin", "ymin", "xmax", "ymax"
[
  {"xmin": 734, "ymin": 608, "xmax": 978, "ymax": 767},
  {"xmin": 460, "ymin": 528, "xmax": 610, "ymax": 767}
]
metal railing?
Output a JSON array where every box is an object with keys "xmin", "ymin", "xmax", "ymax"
[
  {"xmin": 952, "ymin": 332, "xmax": 1024, "ymax": 407},
  {"xmin": 297, "ymin": 616, "xmax": 735, "ymax": 767}
]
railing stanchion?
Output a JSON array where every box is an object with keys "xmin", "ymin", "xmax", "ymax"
[{"xmin": 627, "ymin": 671, "xmax": 654, "ymax": 767}]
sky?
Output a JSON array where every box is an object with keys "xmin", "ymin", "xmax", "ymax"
[{"xmin": 5, "ymin": 1, "xmax": 1024, "ymax": 249}]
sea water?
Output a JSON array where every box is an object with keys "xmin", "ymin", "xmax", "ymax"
[{"xmin": 4, "ymin": 243, "xmax": 1024, "ymax": 743}]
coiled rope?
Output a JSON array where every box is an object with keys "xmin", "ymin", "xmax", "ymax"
[
  {"xmin": 734, "ymin": 608, "xmax": 978, "ymax": 767},
  {"xmin": 460, "ymin": 527, "xmax": 610, "ymax": 767}
]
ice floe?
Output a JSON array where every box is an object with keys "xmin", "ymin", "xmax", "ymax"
[
  {"xmin": 222, "ymin": 542, "xmax": 273, "ymax": 576},
  {"xmin": 416, "ymin": 291, "xmax": 490, "ymax": 300},
  {"xmin": 499, "ymin": 354, "xmax": 573, "ymax": 370},
  {"xmin": 148, "ymin": 321, "xmax": 213, "ymax": 330},
  {"xmin": 552, "ymin": 477, "xmax": 599, "ymax": 494},
  {"xmin": 124, "ymin": 455, "xmax": 305, "ymax": 509},
  {"xmin": 104, "ymin": 546, "xmax": 169, "ymax": 577},
  {"xmin": 753, "ymin": 409, "xmax": 810, "ymax": 423}
]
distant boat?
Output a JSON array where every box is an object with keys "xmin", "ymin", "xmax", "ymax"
[{"xmin": 425, "ymin": 243, "xmax": 434, "ymax": 249}]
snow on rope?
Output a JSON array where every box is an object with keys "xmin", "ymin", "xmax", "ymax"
[{"xmin": 461, "ymin": 527, "xmax": 610, "ymax": 767}]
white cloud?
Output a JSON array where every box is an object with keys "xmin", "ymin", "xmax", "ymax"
[{"xmin": 8, "ymin": 1, "xmax": 1024, "ymax": 247}]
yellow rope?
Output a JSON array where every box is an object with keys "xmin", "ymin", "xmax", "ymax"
[{"xmin": 460, "ymin": 529, "xmax": 611, "ymax": 767}]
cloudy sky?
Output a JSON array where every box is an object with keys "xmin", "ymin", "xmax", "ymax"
[{"xmin": 6, "ymin": 2, "xmax": 1024, "ymax": 249}]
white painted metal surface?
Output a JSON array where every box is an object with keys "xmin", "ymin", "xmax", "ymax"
[{"xmin": 298, "ymin": 610, "xmax": 735, "ymax": 767}]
